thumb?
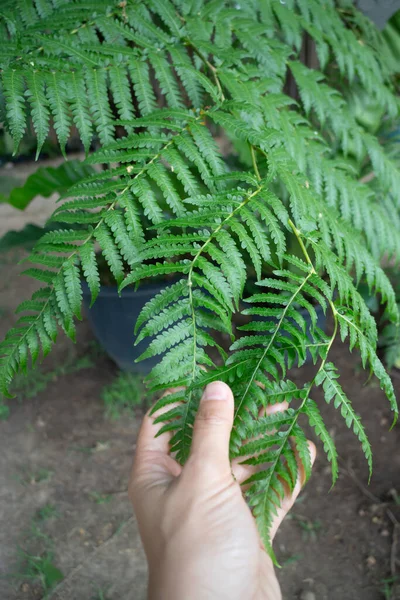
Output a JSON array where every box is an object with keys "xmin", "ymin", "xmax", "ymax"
[{"xmin": 189, "ymin": 381, "xmax": 234, "ymax": 472}]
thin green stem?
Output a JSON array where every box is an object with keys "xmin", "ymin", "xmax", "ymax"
[
  {"xmin": 233, "ymin": 212, "xmax": 318, "ymax": 425},
  {"xmin": 184, "ymin": 39, "xmax": 225, "ymax": 101},
  {"xmin": 265, "ymin": 244, "xmax": 339, "ymax": 477},
  {"xmin": 186, "ymin": 185, "xmax": 264, "ymax": 345},
  {"xmin": 233, "ymin": 270, "xmax": 314, "ymax": 425},
  {"xmin": 256, "ymin": 234, "xmax": 339, "ymax": 535},
  {"xmin": 288, "ymin": 219, "xmax": 313, "ymax": 266},
  {"xmin": 250, "ymin": 144, "xmax": 261, "ymax": 181},
  {"xmin": 263, "ymin": 302, "xmax": 338, "ymax": 481},
  {"xmin": 188, "ymin": 185, "xmax": 263, "ymax": 276},
  {"xmin": 286, "ymin": 223, "xmax": 339, "ymax": 406},
  {"xmin": 180, "ymin": 183, "xmax": 264, "ymax": 459},
  {"xmin": 238, "ymin": 222, "xmax": 338, "ymax": 513}
]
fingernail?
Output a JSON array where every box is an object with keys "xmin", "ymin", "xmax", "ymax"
[{"xmin": 202, "ymin": 381, "xmax": 230, "ymax": 402}]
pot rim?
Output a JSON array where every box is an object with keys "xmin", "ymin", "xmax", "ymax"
[{"xmin": 81, "ymin": 279, "xmax": 174, "ymax": 298}]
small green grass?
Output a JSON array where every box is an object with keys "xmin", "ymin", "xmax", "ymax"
[
  {"xmin": 35, "ymin": 503, "xmax": 59, "ymax": 522},
  {"xmin": 101, "ymin": 371, "xmax": 147, "ymax": 420},
  {"xmin": 91, "ymin": 587, "xmax": 111, "ymax": 600},
  {"xmin": 15, "ymin": 550, "xmax": 64, "ymax": 597},
  {"xmin": 14, "ymin": 467, "xmax": 54, "ymax": 487},
  {"xmin": 26, "ymin": 503, "xmax": 59, "ymax": 546},
  {"xmin": 33, "ymin": 468, "xmax": 53, "ymax": 484},
  {"xmin": 381, "ymin": 576, "xmax": 399, "ymax": 600},
  {"xmin": 289, "ymin": 514, "xmax": 322, "ymax": 542},
  {"xmin": 281, "ymin": 553, "xmax": 302, "ymax": 567},
  {"xmin": 3, "ymin": 495, "xmax": 62, "ymax": 598},
  {"xmin": 69, "ymin": 445, "xmax": 97, "ymax": 454},
  {"xmin": 29, "ymin": 521, "xmax": 53, "ymax": 546},
  {"xmin": 389, "ymin": 488, "xmax": 400, "ymax": 505},
  {"xmin": 88, "ymin": 491, "xmax": 113, "ymax": 505},
  {"xmin": 11, "ymin": 353, "xmax": 95, "ymax": 400}
]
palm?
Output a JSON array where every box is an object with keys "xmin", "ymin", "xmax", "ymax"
[{"xmin": 131, "ymin": 382, "xmax": 315, "ymax": 600}]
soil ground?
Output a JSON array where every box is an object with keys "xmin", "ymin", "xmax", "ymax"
[{"xmin": 1, "ymin": 160, "xmax": 400, "ymax": 599}]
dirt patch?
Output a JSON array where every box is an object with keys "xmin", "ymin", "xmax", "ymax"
[{"xmin": 0, "ymin": 256, "xmax": 400, "ymax": 600}]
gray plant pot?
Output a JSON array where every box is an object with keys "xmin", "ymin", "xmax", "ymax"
[
  {"xmin": 82, "ymin": 280, "xmax": 169, "ymax": 373},
  {"xmin": 356, "ymin": 0, "xmax": 400, "ymax": 29},
  {"xmin": 82, "ymin": 280, "xmax": 327, "ymax": 373}
]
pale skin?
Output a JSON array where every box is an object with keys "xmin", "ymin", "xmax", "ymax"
[{"xmin": 130, "ymin": 381, "xmax": 316, "ymax": 600}]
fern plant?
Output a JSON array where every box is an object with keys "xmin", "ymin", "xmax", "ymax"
[{"xmin": 1, "ymin": 0, "xmax": 400, "ymax": 561}]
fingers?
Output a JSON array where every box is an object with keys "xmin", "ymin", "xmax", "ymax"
[
  {"xmin": 132, "ymin": 388, "xmax": 184, "ymax": 483},
  {"xmin": 136, "ymin": 410, "xmax": 170, "ymax": 455},
  {"xmin": 189, "ymin": 381, "xmax": 234, "ymax": 473},
  {"xmin": 136, "ymin": 388, "xmax": 182, "ymax": 454},
  {"xmin": 232, "ymin": 401, "xmax": 289, "ymax": 485},
  {"xmin": 270, "ymin": 440, "xmax": 317, "ymax": 540}
]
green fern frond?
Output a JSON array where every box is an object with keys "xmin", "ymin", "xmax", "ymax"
[
  {"xmin": 241, "ymin": 407, "xmax": 307, "ymax": 559},
  {"xmin": 128, "ymin": 58, "xmax": 158, "ymax": 116},
  {"xmin": 315, "ymin": 362, "xmax": 372, "ymax": 476},
  {"xmin": 150, "ymin": 50, "xmax": 185, "ymax": 110},
  {"xmin": 68, "ymin": 71, "xmax": 93, "ymax": 155},
  {"xmin": 169, "ymin": 46, "xmax": 204, "ymax": 108},
  {"xmin": 2, "ymin": 69, "xmax": 26, "ymax": 154},
  {"xmin": 45, "ymin": 72, "xmax": 70, "ymax": 157},
  {"xmin": 108, "ymin": 65, "xmax": 136, "ymax": 125},
  {"xmin": 85, "ymin": 69, "xmax": 114, "ymax": 146},
  {"xmin": 25, "ymin": 70, "xmax": 50, "ymax": 160},
  {"xmin": 79, "ymin": 240, "xmax": 100, "ymax": 307}
]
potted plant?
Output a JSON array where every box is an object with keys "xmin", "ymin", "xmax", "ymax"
[
  {"xmin": 1, "ymin": 0, "xmax": 399, "ymax": 561},
  {"xmin": 81, "ymin": 255, "xmax": 184, "ymax": 372},
  {"xmin": 0, "ymin": 158, "xmax": 181, "ymax": 370}
]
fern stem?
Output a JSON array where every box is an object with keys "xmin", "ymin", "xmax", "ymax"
[
  {"xmin": 181, "ymin": 184, "xmax": 264, "ymax": 459},
  {"xmin": 288, "ymin": 221, "xmax": 339, "ymax": 383},
  {"xmin": 184, "ymin": 39, "xmax": 225, "ymax": 101},
  {"xmin": 182, "ymin": 280, "xmax": 198, "ymax": 461},
  {"xmin": 255, "ymin": 338, "xmax": 339, "ymax": 550},
  {"xmin": 288, "ymin": 219, "xmax": 313, "ymax": 266},
  {"xmin": 266, "ymin": 232, "xmax": 340, "ymax": 473},
  {"xmin": 233, "ymin": 218, "xmax": 318, "ymax": 425},
  {"xmin": 189, "ymin": 185, "xmax": 264, "ymax": 274},
  {"xmin": 265, "ymin": 303, "xmax": 338, "ymax": 478},
  {"xmin": 256, "ymin": 264, "xmax": 339, "ymax": 530},
  {"xmin": 233, "ymin": 270, "xmax": 314, "ymax": 427},
  {"xmin": 250, "ymin": 144, "xmax": 261, "ymax": 182},
  {"xmin": 241, "ymin": 223, "xmax": 338, "ymax": 498}
]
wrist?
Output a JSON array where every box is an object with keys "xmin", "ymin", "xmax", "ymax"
[
  {"xmin": 148, "ymin": 564, "xmax": 184, "ymax": 600},
  {"xmin": 147, "ymin": 552, "xmax": 200, "ymax": 600}
]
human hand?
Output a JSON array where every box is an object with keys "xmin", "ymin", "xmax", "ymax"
[{"xmin": 130, "ymin": 381, "xmax": 316, "ymax": 600}]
